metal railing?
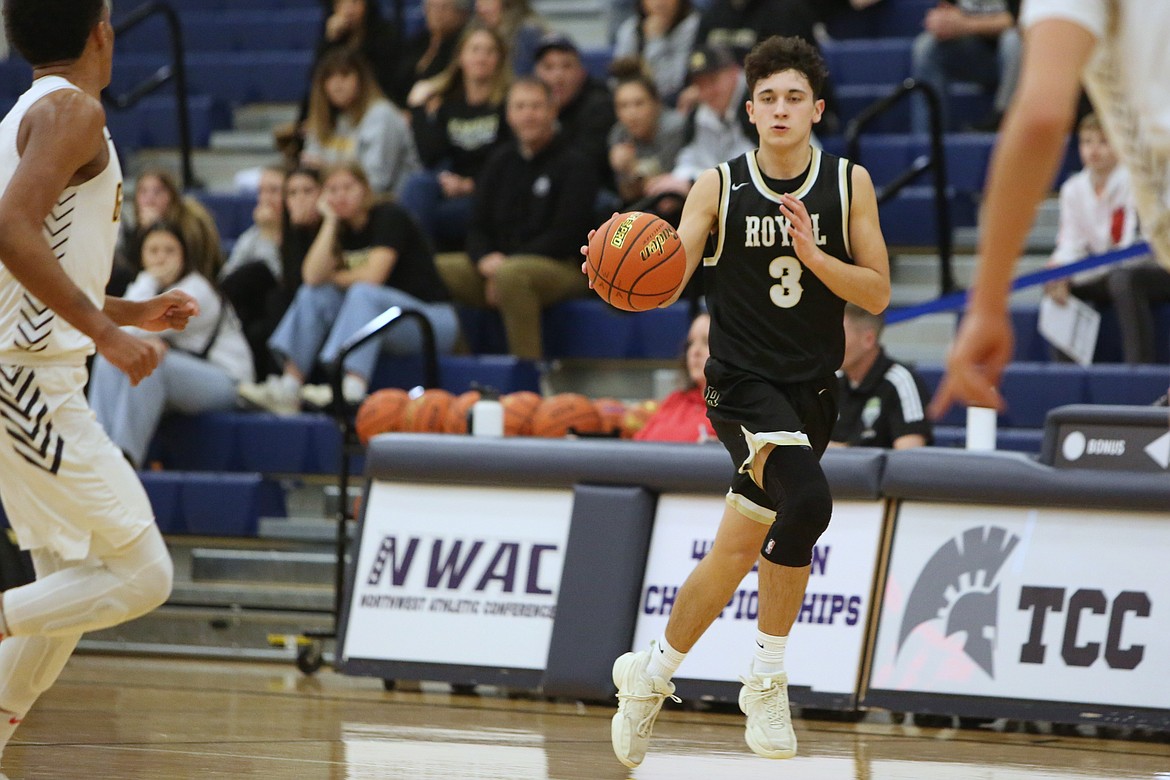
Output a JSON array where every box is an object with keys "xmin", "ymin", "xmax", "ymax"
[
  {"xmin": 844, "ymin": 79, "xmax": 954, "ymax": 296},
  {"xmin": 106, "ymin": 1, "xmax": 195, "ymax": 188},
  {"xmin": 324, "ymin": 306, "xmax": 438, "ymax": 623}
]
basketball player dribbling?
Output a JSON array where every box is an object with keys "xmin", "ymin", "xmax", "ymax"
[
  {"xmin": 584, "ymin": 36, "xmax": 891, "ymax": 767},
  {"xmin": 0, "ymin": 0, "xmax": 199, "ymax": 766},
  {"xmin": 933, "ymin": 0, "xmax": 1170, "ymax": 414}
]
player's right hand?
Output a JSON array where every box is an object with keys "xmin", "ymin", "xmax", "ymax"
[
  {"xmin": 580, "ymin": 212, "xmax": 620, "ymax": 283},
  {"xmin": 96, "ymin": 327, "xmax": 160, "ymax": 387},
  {"xmin": 929, "ymin": 308, "xmax": 1013, "ymax": 419}
]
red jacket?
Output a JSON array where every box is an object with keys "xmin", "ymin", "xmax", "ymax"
[{"xmin": 634, "ymin": 387, "xmax": 716, "ymax": 443}]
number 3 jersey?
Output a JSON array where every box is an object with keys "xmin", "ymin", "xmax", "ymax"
[{"xmin": 705, "ymin": 147, "xmax": 855, "ymax": 384}]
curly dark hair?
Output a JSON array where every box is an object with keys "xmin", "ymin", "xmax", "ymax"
[
  {"xmin": 3, "ymin": 0, "xmax": 106, "ymax": 66},
  {"xmin": 744, "ymin": 35, "xmax": 828, "ymax": 100}
]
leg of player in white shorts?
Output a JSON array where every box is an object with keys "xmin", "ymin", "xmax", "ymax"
[{"xmin": 0, "ymin": 365, "xmax": 173, "ymax": 762}]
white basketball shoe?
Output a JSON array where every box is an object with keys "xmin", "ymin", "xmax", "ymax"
[
  {"xmin": 738, "ymin": 664, "xmax": 797, "ymax": 759},
  {"xmin": 610, "ymin": 645, "xmax": 679, "ymax": 768}
]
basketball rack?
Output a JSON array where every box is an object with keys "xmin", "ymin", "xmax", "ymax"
[{"xmin": 268, "ymin": 306, "xmax": 438, "ymax": 675}]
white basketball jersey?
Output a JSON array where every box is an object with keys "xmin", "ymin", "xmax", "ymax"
[
  {"xmin": 1022, "ymin": 0, "xmax": 1170, "ymax": 268},
  {"xmin": 0, "ymin": 75, "xmax": 123, "ymax": 365}
]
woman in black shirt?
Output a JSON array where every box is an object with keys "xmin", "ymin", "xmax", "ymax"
[{"xmin": 242, "ymin": 163, "xmax": 458, "ymax": 412}]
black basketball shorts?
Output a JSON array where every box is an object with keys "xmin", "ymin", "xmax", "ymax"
[{"xmin": 703, "ymin": 356, "xmax": 838, "ymax": 524}]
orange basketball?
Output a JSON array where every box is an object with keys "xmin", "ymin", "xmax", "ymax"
[
  {"xmin": 621, "ymin": 399, "xmax": 660, "ymax": 439},
  {"xmin": 531, "ymin": 393, "xmax": 604, "ymax": 438},
  {"xmin": 586, "ymin": 211, "xmax": 685, "ymax": 312},
  {"xmin": 501, "ymin": 391, "xmax": 542, "ymax": 436},
  {"xmin": 404, "ymin": 388, "xmax": 454, "ymax": 433},
  {"xmin": 443, "ymin": 390, "xmax": 481, "ymax": 434},
  {"xmin": 355, "ymin": 388, "xmax": 410, "ymax": 445},
  {"xmin": 593, "ymin": 397, "xmax": 627, "ymax": 436}
]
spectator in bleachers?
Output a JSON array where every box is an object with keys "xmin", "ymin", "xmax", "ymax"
[
  {"xmin": 693, "ymin": 0, "xmax": 838, "ymax": 132},
  {"xmin": 910, "ymin": 0, "xmax": 1021, "ymax": 134},
  {"xmin": 90, "ymin": 223, "xmax": 253, "ymax": 468},
  {"xmin": 248, "ymin": 167, "xmax": 326, "ymax": 378},
  {"xmin": 390, "ymin": 0, "xmax": 473, "ymax": 106},
  {"xmin": 640, "ymin": 44, "xmax": 754, "ymax": 213},
  {"xmin": 435, "ymin": 78, "xmax": 599, "ymax": 360},
  {"xmin": 606, "ymin": 60, "xmax": 687, "ymax": 214},
  {"xmin": 240, "ymin": 163, "xmax": 458, "ymax": 413},
  {"xmin": 278, "ymin": 0, "xmax": 401, "ymax": 164},
  {"xmin": 533, "ymin": 33, "xmax": 616, "ymax": 190},
  {"xmin": 830, "ymin": 304, "xmax": 932, "ymax": 449},
  {"xmin": 302, "ymin": 47, "xmax": 420, "ymax": 195},
  {"xmin": 219, "ymin": 167, "xmax": 286, "ymax": 287},
  {"xmin": 634, "ymin": 312, "xmax": 717, "ymax": 442},
  {"xmin": 280, "ymin": 167, "xmax": 326, "ymax": 295},
  {"xmin": 474, "ymin": 0, "xmax": 548, "ymax": 76},
  {"xmin": 1043, "ymin": 113, "xmax": 1170, "ymax": 365},
  {"xmin": 316, "ymin": 0, "xmax": 400, "ymax": 99},
  {"xmin": 114, "ymin": 169, "xmax": 224, "ymax": 293},
  {"xmin": 218, "ymin": 167, "xmax": 324, "ymax": 380},
  {"xmin": 400, "ymin": 25, "xmax": 512, "ymax": 251},
  {"xmin": 612, "ymin": 0, "xmax": 701, "ymax": 106}
]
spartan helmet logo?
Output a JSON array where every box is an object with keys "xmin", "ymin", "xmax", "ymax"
[{"xmin": 897, "ymin": 526, "xmax": 1019, "ymax": 678}]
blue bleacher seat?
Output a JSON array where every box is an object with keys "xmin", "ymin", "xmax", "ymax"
[
  {"xmin": 918, "ymin": 362, "xmax": 1088, "ymax": 429},
  {"xmin": 112, "ymin": 51, "xmax": 314, "ymax": 106},
  {"xmin": 1083, "ymin": 364, "xmax": 1170, "ymax": 406},
  {"xmin": 876, "ymin": 188, "xmax": 978, "ymax": 246},
  {"xmin": 141, "ymin": 471, "xmax": 285, "ymax": 536},
  {"xmin": 1011, "ymin": 304, "xmax": 1170, "ymax": 365},
  {"xmin": 104, "ymin": 94, "xmax": 226, "ymax": 154},
  {"xmin": 194, "ymin": 192, "xmax": 254, "ymax": 241},
  {"xmin": 118, "ymin": 10, "xmax": 322, "ymax": 55},
  {"xmin": 153, "ymin": 412, "xmax": 342, "ymax": 475},
  {"xmin": 370, "ymin": 354, "xmax": 542, "ymax": 395},
  {"xmin": 824, "ymin": 0, "xmax": 934, "ymax": 39},
  {"xmin": 931, "ymin": 425, "xmax": 1044, "ymax": 454},
  {"xmin": 998, "ymin": 364, "xmax": 1089, "ymax": 428},
  {"xmin": 581, "ymin": 48, "xmax": 614, "ymax": 81},
  {"xmin": 235, "ymin": 414, "xmax": 340, "ymax": 474},
  {"xmin": 822, "ymin": 39, "xmax": 913, "ymax": 88}
]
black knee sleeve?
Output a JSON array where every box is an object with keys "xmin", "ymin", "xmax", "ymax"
[{"xmin": 759, "ymin": 446, "xmax": 833, "ymax": 567}]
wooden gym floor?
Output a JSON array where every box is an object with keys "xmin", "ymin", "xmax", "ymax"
[{"xmin": 2, "ymin": 655, "xmax": 1167, "ymax": 779}]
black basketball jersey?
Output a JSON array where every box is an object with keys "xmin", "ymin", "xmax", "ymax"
[{"xmin": 705, "ymin": 148, "xmax": 855, "ymax": 384}]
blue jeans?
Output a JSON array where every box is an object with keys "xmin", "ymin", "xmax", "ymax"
[
  {"xmin": 268, "ymin": 282, "xmax": 459, "ymax": 380},
  {"xmin": 90, "ymin": 350, "xmax": 239, "ymax": 466}
]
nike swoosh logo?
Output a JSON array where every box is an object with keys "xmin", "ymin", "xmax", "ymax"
[
  {"xmin": 756, "ymin": 641, "xmax": 765, "ymax": 649},
  {"xmin": 731, "ymin": 182, "xmax": 748, "ymax": 191}
]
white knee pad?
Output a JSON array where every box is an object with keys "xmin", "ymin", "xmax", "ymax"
[{"xmin": 3, "ymin": 526, "xmax": 173, "ymax": 638}]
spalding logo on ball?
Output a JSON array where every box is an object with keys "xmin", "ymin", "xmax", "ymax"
[{"xmin": 587, "ymin": 211, "xmax": 686, "ymax": 312}]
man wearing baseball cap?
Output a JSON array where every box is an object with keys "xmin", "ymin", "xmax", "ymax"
[{"xmin": 533, "ymin": 32, "xmax": 615, "ymax": 187}]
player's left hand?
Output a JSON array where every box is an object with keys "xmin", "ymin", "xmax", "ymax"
[
  {"xmin": 929, "ymin": 308, "xmax": 1013, "ymax": 419},
  {"xmin": 778, "ymin": 193, "xmax": 821, "ymax": 265},
  {"xmin": 135, "ymin": 290, "xmax": 200, "ymax": 333}
]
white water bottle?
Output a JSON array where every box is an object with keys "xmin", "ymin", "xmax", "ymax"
[{"xmin": 471, "ymin": 395, "xmax": 504, "ymax": 437}]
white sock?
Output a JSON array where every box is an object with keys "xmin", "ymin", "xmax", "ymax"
[
  {"xmin": 278, "ymin": 373, "xmax": 302, "ymax": 397},
  {"xmin": 646, "ymin": 635, "xmax": 686, "ymax": 681},
  {"xmin": 341, "ymin": 374, "xmax": 368, "ymax": 403},
  {"xmin": 754, "ymin": 630, "xmax": 787, "ymax": 676}
]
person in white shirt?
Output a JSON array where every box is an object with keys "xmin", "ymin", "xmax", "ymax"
[
  {"xmin": 642, "ymin": 44, "xmax": 755, "ymax": 200},
  {"xmin": 90, "ymin": 222, "xmax": 254, "ymax": 467},
  {"xmin": 933, "ymin": 0, "xmax": 1170, "ymax": 414},
  {"xmin": 1044, "ymin": 112, "xmax": 1170, "ymax": 364}
]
